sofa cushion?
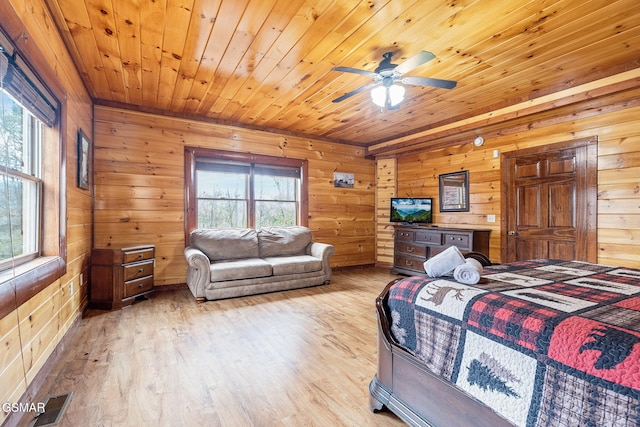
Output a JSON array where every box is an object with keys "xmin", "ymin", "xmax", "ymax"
[
  {"xmin": 209, "ymin": 258, "xmax": 272, "ymax": 282},
  {"xmin": 264, "ymin": 255, "xmax": 322, "ymax": 276},
  {"xmin": 257, "ymin": 226, "xmax": 312, "ymax": 257},
  {"xmin": 190, "ymin": 228, "xmax": 259, "ymax": 261}
]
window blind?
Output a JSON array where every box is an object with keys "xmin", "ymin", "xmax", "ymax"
[{"xmin": 0, "ymin": 29, "xmax": 58, "ymax": 127}]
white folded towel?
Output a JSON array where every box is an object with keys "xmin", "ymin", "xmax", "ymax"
[
  {"xmin": 423, "ymin": 246, "xmax": 465, "ymax": 277},
  {"xmin": 453, "ymin": 258, "xmax": 483, "ymax": 285}
]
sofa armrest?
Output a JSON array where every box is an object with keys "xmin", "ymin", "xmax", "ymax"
[
  {"xmin": 184, "ymin": 246, "xmax": 211, "ymax": 299},
  {"xmin": 310, "ymin": 242, "xmax": 335, "ymax": 281}
]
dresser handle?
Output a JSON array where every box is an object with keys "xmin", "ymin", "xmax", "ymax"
[
  {"xmin": 138, "ymin": 268, "xmax": 144, "ymax": 273},
  {"xmin": 407, "ymin": 247, "xmax": 414, "ymax": 253},
  {"xmin": 405, "ymin": 260, "xmax": 413, "ymax": 266},
  {"xmin": 137, "ymin": 253, "xmax": 143, "ymax": 258}
]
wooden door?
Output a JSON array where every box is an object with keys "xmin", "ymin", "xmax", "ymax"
[{"xmin": 502, "ymin": 138, "xmax": 597, "ymax": 263}]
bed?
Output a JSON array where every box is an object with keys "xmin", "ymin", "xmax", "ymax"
[{"xmin": 369, "ymin": 259, "xmax": 640, "ymax": 427}]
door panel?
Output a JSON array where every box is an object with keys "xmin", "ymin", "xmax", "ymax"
[{"xmin": 502, "ymin": 138, "xmax": 597, "ymax": 263}]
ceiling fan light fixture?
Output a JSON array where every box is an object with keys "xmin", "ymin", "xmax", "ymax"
[
  {"xmin": 388, "ymin": 84, "xmax": 405, "ymax": 106},
  {"xmin": 371, "ymin": 83, "xmax": 406, "ymax": 108},
  {"xmin": 371, "ymin": 85, "xmax": 387, "ymax": 107}
]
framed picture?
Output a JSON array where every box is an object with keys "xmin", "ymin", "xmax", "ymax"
[
  {"xmin": 333, "ymin": 172, "xmax": 354, "ymax": 188},
  {"xmin": 439, "ymin": 170, "xmax": 469, "ymax": 212},
  {"xmin": 77, "ymin": 129, "xmax": 90, "ymax": 190}
]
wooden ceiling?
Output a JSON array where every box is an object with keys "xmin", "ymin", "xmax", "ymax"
[{"xmin": 45, "ymin": 0, "xmax": 640, "ymax": 153}]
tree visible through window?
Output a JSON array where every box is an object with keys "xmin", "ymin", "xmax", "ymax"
[
  {"xmin": 185, "ymin": 148, "xmax": 308, "ymax": 233},
  {"xmin": 195, "ymin": 160, "xmax": 300, "ymax": 229},
  {"xmin": 0, "ymin": 84, "xmax": 43, "ymax": 269}
]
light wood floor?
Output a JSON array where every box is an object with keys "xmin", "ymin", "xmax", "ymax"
[{"xmin": 31, "ymin": 267, "xmax": 407, "ymax": 426}]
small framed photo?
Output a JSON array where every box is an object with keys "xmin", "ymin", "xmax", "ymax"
[
  {"xmin": 77, "ymin": 129, "xmax": 90, "ymax": 190},
  {"xmin": 333, "ymin": 172, "xmax": 354, "ymax": 188}
]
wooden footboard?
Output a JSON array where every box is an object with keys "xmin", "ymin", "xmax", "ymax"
[{"xmin": 369, "ymin": 280, "xmax": 515, "ymax": 427}]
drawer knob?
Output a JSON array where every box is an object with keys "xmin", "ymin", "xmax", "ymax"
[
  {"xmin": 138, "ymin": 268, "xmax": 144, "ymax": 273},
  {"xmin": 138, "ymin": 283, "xmax": 143, "ymax": 288},
  {"xmin": 138, "ymin": 253, "xmax": 143, "ymax": 258}
]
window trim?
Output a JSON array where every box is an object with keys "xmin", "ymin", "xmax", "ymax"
[
  {"xmin": 0, "ymin": 21, "xmax": 66, "ymax": 320},
  {"xmin": 184, "ymin": 147, "xmax": 308, "ymax": 244}
]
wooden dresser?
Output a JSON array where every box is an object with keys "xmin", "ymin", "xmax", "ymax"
[
  {"xmin": 90, "ymin": 245, "xmax": 155, "ymax": 310},
  {"xmin": 392, "ymin": 225, "xmax": 490, "ymax": 276}
]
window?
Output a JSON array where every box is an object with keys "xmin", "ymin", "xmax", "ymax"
[
  {"xmin": 0, "ymin": 92, "xmax": 43, "ymax": 269},
  {"xmin": 185, "ymin": 148, "xmax": 308, "ymax": 233},
  {"xmin": 0, "ymin": 25, "xmax": 62, "ymax": 290}
]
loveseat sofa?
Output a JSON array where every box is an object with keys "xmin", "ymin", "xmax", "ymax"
[{"xmin": 184, "ymin": 226, "xmax": 334, "ymax": 301}]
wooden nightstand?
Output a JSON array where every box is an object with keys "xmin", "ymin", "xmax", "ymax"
[{"xmin": 90, "ymin": 245, "xmax": 155, "ymax": 310}]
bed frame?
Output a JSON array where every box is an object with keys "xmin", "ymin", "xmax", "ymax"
[{"xmin": 369, "ymin": 279, "xmax": 515, "ymax": 427}]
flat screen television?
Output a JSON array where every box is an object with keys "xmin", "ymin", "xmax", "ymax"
[{"xmin": 390, "ymin": 197, "xmax": 433, "ymax": 224}]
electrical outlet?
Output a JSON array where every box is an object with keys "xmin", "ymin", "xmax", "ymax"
[{"xmin": 487, "ymin": 214, "xmax": 496, "ymax": 223}]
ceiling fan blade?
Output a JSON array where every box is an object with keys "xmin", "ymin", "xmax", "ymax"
[
  {"xmin": 332, "ymin": 82, "xmax": 379, "ymax": 103},
  {"xmin": 394, "ymin": 51, "xmax": 435, "ymax": 75},
  {"xmin": 402, "ymin": 76, "xmax": 457, "ymax": 89},
  {"xmin": 331, "ymin": 66, "xmax": 379, "ymax": 79}
]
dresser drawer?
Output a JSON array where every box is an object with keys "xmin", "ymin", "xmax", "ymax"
[
  {"xmin": 396, "ymin": 230, "xmax": 415, "ymax": 241},
  {"xmin": 394, "ymin": 254, "xmax": 425, "ymax": 272},
  {"xmin": 123, "ymin": 260, "xmax": 154, "ymax": 282},
  {"xmin": 123, "ymin": 247, "xmax": 155, "ymax": 264},
  {"xmin": 415, "ymin": 230, "xmax": 442, "ymax": 245},
  {"xmin": 395, "ymin": 242, "xmax": 427, "ymax": 257},
  {"xmin": 443, "ymin": 233, "xmax": 470, "ymax": 249},
  {"xmin": 124, "ymin": 276, "xmax": 154, "ymax": 298}
]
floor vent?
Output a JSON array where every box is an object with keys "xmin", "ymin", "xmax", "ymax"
[{"xmin": 28, "ymin": 392, "xmax": 73, "ymax": 427}]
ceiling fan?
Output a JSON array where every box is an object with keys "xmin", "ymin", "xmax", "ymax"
[{"xmin": 331, "ymin": 51, "xmax": 457, "ymax": 109}]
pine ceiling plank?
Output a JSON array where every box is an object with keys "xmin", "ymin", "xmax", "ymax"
[
  {"xmin": 112, "ymin": 0, "xmax": 142, "ymax": 105},
  {"xmin": 240, "ymin": 0, "xmax": 398, "ymax": 128},
  {"xmin": 85, "ymin": 0, "xmax": 127, "ymax": 103},
  {"xmin": 168, "ymin": 0, "xmax": 222, "ymax": 113},
  {"xmin": 156, "ymin": 0, "xmax": 195, "ymax": 110},
  {"xmin": 206, "ymin": 0, "xmax": 308, "ymax": 117},
  {"xmin": 217, "ymin": 0, "xmax": 336, "ymax": 120},
  {"xmin": 240, "ymin": 0, "xmax": 436, "ymax": 128},
  {"xmin": 44, "ymin": 0, "xmax": 110, "ymax": 98},
  {"xmin": 139, "ymin": 0, "xmax": 166, "ymax": 106},
  {"xmin": 230, "ymin": 0, "xmax": 375, "ymax": 126},
  {"xmin": 179, "ymin": 0, "xmax": 252, "ymax": 115},
  {"xmin": 186, "ymin": 0, "xmax": 278, "ymax": 116}
]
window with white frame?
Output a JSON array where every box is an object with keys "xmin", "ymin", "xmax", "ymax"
[
  {"xmin": 0, "ymin": 29, "xmax": 57, "ymax": 272},
  {"xmin": 0, "ymin": 92, "xmax": 43, "ymax": 268}
]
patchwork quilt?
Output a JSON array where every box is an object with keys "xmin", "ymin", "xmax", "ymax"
[{"xmin": 386, "ymin": 259, "xmax": 640, "ymax": 427}]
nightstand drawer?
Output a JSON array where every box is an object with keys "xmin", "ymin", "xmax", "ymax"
[
  {"xmin": 123, "ymin": 247, "xmax": 155, "ymax": 264},
  {"xmin": 123, "ymin": 260, "xmax": 154, "ymax": 282},
  {"xmin": 124, "ymin": 276, "xmax": 154, "ymax": 298}
]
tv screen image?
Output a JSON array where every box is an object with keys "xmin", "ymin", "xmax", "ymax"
[{"xmin": 390, "ymin": 198, "xmax": 433, "ymax": 223}]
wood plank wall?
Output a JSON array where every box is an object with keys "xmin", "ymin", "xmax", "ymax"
[
  {"xmin": 375, "ymin": 158, "xmax": 396, "ymax": 267},
  {"xmin": 380, "ymin": 90, "xmax": 640, "ymax": 268},
  {"xmin": 93, "ymin": 106, "xmax": 376, "ymax": 286},
  {"xmin": 0, "ymin": 1, "xmax": 93, "ymax": 425}
]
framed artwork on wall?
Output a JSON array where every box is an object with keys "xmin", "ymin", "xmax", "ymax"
[
  {"xmin": 77, "ymin": 129, "xmax": 90, "ymax": 190},
  {"xmin": 439, "ymin": 170, "xmax": 469, "ymax": 212}
]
